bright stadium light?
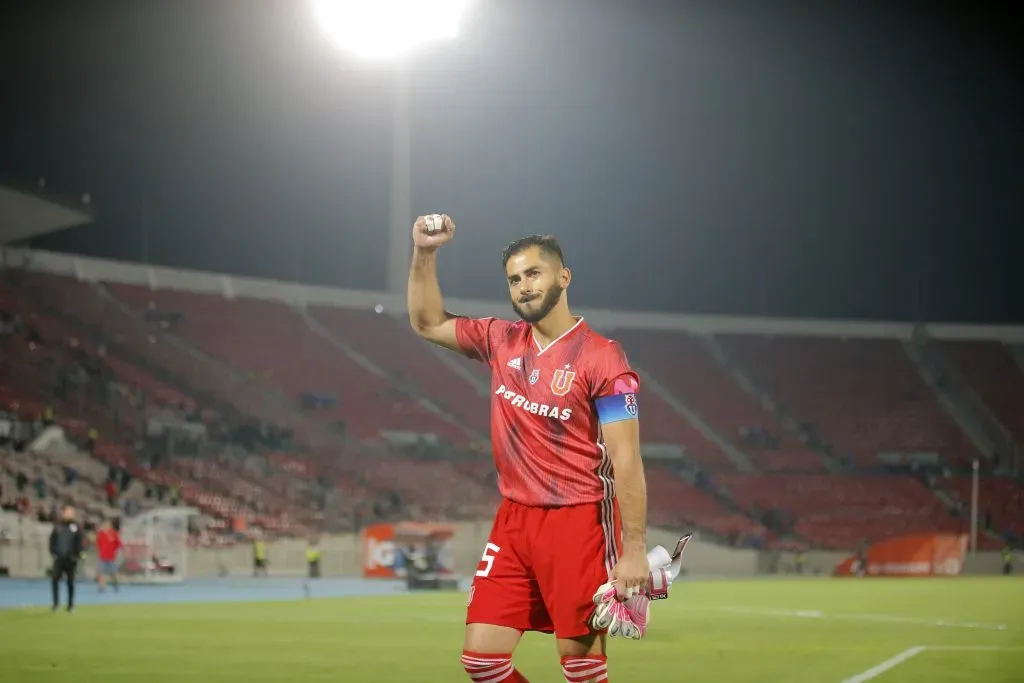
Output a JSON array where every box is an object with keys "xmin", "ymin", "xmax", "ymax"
[
  {"xmin": 312, "ymin": 0, "xmax": 470, "ymax": 59},
  {"xmin": 312, "ymin": 0, "xmax": 471, "ymax": 292}
]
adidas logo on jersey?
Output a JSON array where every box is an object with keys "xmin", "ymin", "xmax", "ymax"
[
  {"xmin": 494, "ymin": 384, "xmax": 573, "ymax": 421},
  {"xmin": 506, "ymin": 357, "xmax": 522, "ymax": 370}
]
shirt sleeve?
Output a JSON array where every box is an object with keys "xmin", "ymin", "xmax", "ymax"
[
  {"xmin": 590, "ymin": 341, "xmax": 641, "ymax": 425},
  {"xmin": 455, "ymin": 317, "xmax": 510, "ymax": 365}
]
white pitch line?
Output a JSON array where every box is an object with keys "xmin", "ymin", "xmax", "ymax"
[
  {"xmin": 926, "ymin": 645, "xmax": 1024, "ymax": 652},
  {"xmin": 838, "ymin": 646, "xmax": 927, "ymax": 683},
  {"xmin": 711, "ymin": 606, "xmax": 1011, "ymax": 631},
  {"xmin": 838, "ymin": 645, "xmax": 1024, "ymax": 683}
]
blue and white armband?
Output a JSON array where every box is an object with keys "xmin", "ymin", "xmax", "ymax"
[{"xmin": 595, "ymin": 393, "xmax": 639, "ymax": 425}]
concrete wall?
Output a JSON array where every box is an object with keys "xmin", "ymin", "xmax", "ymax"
[
  {"xmin": 2, "ymin": 516, "xmax": 1010, "ymax": 581},
  {"xmin": 190, "ymin": 524, "xmax": 762, "ymax": 579}
]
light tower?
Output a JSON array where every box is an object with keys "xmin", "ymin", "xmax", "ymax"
[{"xmin": 311, "ymin": 0, "xmax": 471, "ymax": 294}]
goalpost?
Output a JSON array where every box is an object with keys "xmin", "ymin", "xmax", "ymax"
[{"xmin": 119, "ymin": 506, "xmax": 199, "ymax": 584}]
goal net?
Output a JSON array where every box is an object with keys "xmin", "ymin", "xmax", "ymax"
[{"xmin": 119, "ymin": 506, "xmax": 198, "ymax": 584}]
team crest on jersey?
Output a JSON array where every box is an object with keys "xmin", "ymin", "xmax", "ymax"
[
  {"xmin": 550, "ymin": 367, "xmax": 577, "ymax": 396},
  {"xmin": 529, "ymin": 369, "xmax": 540, "ymax": 385},
  {"xmin": 624, "ymin": 394, "xmax": 638, "ymax": 416}
]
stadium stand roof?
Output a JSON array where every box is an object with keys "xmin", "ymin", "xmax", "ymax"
[{"xmin": 0, "ymin": 180, "xmax": 95, "ymax": 245}]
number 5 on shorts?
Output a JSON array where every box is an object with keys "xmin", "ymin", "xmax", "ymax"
[{"xmin": 476, "ymin": 542, "xmax": 501, "ymax": 577}]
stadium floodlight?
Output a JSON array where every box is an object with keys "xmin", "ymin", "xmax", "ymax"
[
  {"xmin": 312, "ymin": 0, "xmax": 471, "ymax": 293},
  {"xmin": 312, "ymin": 0, "xmax": 470, "ymax": 60}
]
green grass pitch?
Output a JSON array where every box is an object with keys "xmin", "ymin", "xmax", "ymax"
[{"xmin": 2, "ymin": 577, "xmax": 1022, "ymax": 682}]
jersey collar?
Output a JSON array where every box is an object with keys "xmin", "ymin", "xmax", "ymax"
[{"xmin": 532, "ymin": 317, "xmax": 586, "ymax": 356}]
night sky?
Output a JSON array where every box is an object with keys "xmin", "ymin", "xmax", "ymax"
[{"xmin": 2, "ymin": 0, "xmax": 1022, "ymax": 322}]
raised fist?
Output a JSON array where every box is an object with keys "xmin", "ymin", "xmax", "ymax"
[{"xmin": 412, "ymin": 214, "xmax": 455, "ymax": 250}]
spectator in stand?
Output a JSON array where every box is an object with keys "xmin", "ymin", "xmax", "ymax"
[
  {"xmin": 105, "ymin": 479, "xmax": 118, "ymax": 507},
  {"xmin": 86, "ymin": 427, "xmax": 98, "ymax": 453},
  {"xmin": 95, "ymin": 519, "xmax": 123, "ymax": 593}
]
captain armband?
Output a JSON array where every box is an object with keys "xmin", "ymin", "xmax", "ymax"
[{"xmin": 595, "ymin": 393, "xmax": 639, "ymax": 425}]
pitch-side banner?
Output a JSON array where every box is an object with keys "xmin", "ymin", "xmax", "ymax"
[
  {"xmin": 362, "ymin": 523, "xmax": 397, "ymax": 579},
  {"xmin": 361, "ymin": 522, "xmax": 457, "ymax": 579},
  {"xmin": 834, "ymin": 533, "xmax": 968, "ymax": 577}
]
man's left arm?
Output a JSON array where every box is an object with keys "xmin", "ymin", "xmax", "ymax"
[
  {"xmin": 603, "ymin": 417, "xmax": 647, "ymax": 567},
  {"xmin": 592, "ymin": 346, "xmax": 649, "ymax": 593}
]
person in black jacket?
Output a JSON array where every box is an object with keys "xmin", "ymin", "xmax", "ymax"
[{"xmin": 49, "ymin": 505, "xmax": 85, "ymax": 612}]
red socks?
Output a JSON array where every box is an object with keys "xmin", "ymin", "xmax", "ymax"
[
  {"xmin": 461, "ymin": 651, "xmax": 531, "ymax": 683},
  {"xmin": 561, "ymin": 654, "xmax": 609, "ymax": 682}
]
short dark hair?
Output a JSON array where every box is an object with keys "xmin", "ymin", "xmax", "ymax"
[{"xmin": 501, "ymin": 234, "xmax": 565, "ymax": 268}]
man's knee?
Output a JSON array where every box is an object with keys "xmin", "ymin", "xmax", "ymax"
[
  {"xmin": 462, "ymin": 651, "xmax": 516, "ymax": 682},
  {"xmin": 462, "ymin": 624, "xmax": 527, "ymax": 682},
  {"xmin": 556, "ymin": 632, "xmax": 605, "ymax": 658},
  {"xmin": 561, "ymin": 654, "xmax": 608, "ymax": 683},
  {"xmin": 463, "ymin": 623, "xmax": 522, "ymax": 654}
]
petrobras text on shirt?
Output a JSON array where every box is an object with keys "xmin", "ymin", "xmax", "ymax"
[{"xmin": 494, "ymin": 384, "xmax": 573, "ymax": 421}]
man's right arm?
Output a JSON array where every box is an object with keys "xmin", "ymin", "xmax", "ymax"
[{"xmin": 407, "ymin": 246, "xmax": 464, "ymax": 355}]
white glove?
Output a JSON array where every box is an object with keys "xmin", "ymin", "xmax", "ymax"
[{"xmin": 588, "ymin": 534, "xmax": 692, "ymax": 639}]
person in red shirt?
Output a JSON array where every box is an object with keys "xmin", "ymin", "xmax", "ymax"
[
  {"xmin": 409, "ymin": 215, "xmax": 649, "ymax": 683},
  {"xmin": 95, "ymin": 518, "xmax": 123, "ymax": 592}
]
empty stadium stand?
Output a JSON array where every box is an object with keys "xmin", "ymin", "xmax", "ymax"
[
  {"xmin": 311, "ymin": 306, "xmax": 490, "ymax": 434},
  {"xmin": 3, "ymin": 258, "xmax": 1023, "ymax": 555},
  {"xmin": 110, "ymin": 285, "xmax": 468, "ymax": 443},
  {"xmin": 714, "ymin": 473, "xmax": 964, "ymax": 550},
  {"xmin": 939, "ymin": 340, "xmax": 1024, "ymax": 446},
  {"xmin": 615, "ymin": 329, "xmax": 825, "ymax": 472},
  {"xmin": 720, "ymin": 335, "xmax": 982, "ymax": 468},
  {"xmin": 942, "ymin": 475, "xmax": 1023, "ymax": 545}
]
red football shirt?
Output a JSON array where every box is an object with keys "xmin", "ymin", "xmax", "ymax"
[
  {"xmin": 96, "ymin": 528, "xmax": 122, "ymax": 562},
  {"xmin": 456, "ymin": 316, "xmax": 640, "ymax": 507}
]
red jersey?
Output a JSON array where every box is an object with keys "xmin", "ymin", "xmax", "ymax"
[
  {"xmin": 456, "ymin": 316, "xmax": 640, "ymax": 507},
  {"xmin": 96, "ymin": 528, "xmax": 122, "ymax": 562}
]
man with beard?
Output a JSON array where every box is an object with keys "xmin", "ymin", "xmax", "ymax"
[{"xmin": 408, "ymin": 215, "xmax": 649, "ymax": 683}]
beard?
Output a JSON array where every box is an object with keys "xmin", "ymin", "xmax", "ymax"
[{"xmin": 512, "ymin": 283, "xmax": 564, "ymax": 324}]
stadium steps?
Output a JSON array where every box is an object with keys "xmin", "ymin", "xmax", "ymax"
[
  {"xmin": 614, "ymin": 328, "xmax": 824, "ymax": 472},
  {"xmin": 671, "ymin": 466, "xmax": 802, "ymax": 545},
  {"xmin": 1013, "ymin": 344, "xmax": 1024, "ymax": 376},
  {"xmin": 97, "ymin": 285, "xmax": 300, "ymax": 423},
  {"xmin": 903, "ymin": 331, "xmax": 1004, "ymax": 465},
  {"xmin": 15, "ymin": 280, "xmax": 250, "ymax": 429},
  {"xmin": 701, "ymin": 334, "xmax": 843, "ymax": 473},
  {"xmin": 937, "ymin": 339, "xmax": 1024, "ymax": 470},
  {"xmin": 298, "ymin": 306, "xmax": 485, "ymax": 444},
  {"xmin": 936, "ymin": 475, "xmax": 1023, "ymax": 548},
  {"xmin": 92, "ymin": 284, "xmax": 380, "ymax": 483},
  {"xmin": 3, "ymin": 279, "xmax": 324, "ymax": 533},
  {"xmin": 425, "ymin": 341, "xmax": 490, "ymax": 396},
  {"xmin": 0, "ymin": 286, "xmax": 138, "ymax": 447},
  {"xmin": 924, "ymin": 336, "xmax": 1022, "ymax": 462},
  {"xmin": 632, "ymin": 367, "xmax": 754, "ymax": 472},
  {"xmin": 923, "ymin": 478, "xmax": 1004, "ymax": 548},
  {"xmin": 307, "ymin": 306, "xmax": 489, "ymax": 434}
]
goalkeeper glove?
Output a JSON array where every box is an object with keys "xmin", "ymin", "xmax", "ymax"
[{"xmin": 588, "ymin": 534, "xmax": 692, "ymax": 639}]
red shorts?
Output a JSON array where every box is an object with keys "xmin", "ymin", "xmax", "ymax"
[{"xmin": 466, "ymin": 498, "xmax": 621, "ymax": 639}]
